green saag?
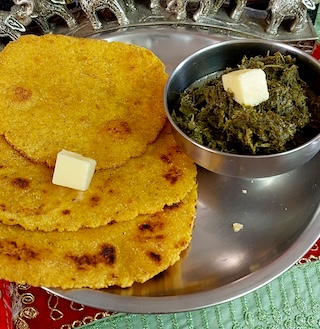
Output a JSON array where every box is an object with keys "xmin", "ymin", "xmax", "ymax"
[{"xmin": 172, "ymin": 52, "xmax": 320, "ymax": 155}]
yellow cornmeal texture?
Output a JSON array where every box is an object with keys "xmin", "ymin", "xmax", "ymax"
[
  {"xmin": 0, "ymin": 186, "xmax": 197, "ymax": 289},
  {"xmin": 0, "ymin": 123, "xmax": 197, "ymax": 231},
  {"xmin": 0, "ymin": 34, "xmax": 168, "ymax": 169}
]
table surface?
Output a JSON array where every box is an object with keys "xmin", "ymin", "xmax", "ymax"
[{"xmin": 1, "ymin": 5, "xmax": 320, "ymax": 329}]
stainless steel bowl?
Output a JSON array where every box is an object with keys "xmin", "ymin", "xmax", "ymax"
[{"xmin": 164, "ymin": 39, "xmax": 320, "ymax": 178}]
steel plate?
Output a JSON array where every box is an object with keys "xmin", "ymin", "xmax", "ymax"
[{"xmin": 46, "ymin": 27, "xmax": 320, "ymax": 313}]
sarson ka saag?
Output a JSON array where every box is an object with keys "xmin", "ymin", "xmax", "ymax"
[{"xmin": 172, "ymin": 52, "xmax": 320, "ymax": 155}]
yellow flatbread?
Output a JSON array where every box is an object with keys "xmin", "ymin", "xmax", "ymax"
[
  {"xmin": 0, "ymin": 123, "xmax": 197, "ymax": 231},
  {"xmin": 0, "ymin": 34, "xmax": 168, "ymax": 169},
  {"xmin": 0, "ymin": 186, "xmax": 197, "ymax": 289}
]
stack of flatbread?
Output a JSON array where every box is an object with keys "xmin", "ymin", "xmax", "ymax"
[{"xmin": 0, "ymin": 34, "xmax": 197, "ymax": 289}]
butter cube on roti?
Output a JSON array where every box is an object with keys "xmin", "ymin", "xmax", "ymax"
[
  {"xmin": 222, "ymin": 68, "xmax": 269, "ymax": 106},
  {"xmin": 52, "ymin": 150, "xmax": 96, "ymax": 191}
]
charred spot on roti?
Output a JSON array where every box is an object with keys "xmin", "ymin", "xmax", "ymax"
[
  {"xmin": 139, "ymin": 223, "xmax": 153, "ymax": 231},
  {"xmin": 68, "ymin": 254, "xmax": 93, "ymax": 270},
  {"xmin": 13, "ymin": 87, "xmax": 32, "ymax": 102},
  {"xmin": 175, "ymin": 239, "xmax": 188, "ymax": 249},
  {"xmin": 172, "ymin": 145, "xmax": 183, "ymax": 154},
  {"xmin": 148, "ymin": 251, "xmax": 162, "ymax": 263},
  {"xmin": 0, "ymin": 240, "xmax": 39, "ymax": 261},
  {"xmin": 90, "ymin": 196, "xmax": 101, "ymax": 207},
  {"xmin": 136, "ymin": 220, "xmax": 166, "ymax": 242},
  {"xmin": 11, "ymin": 177, "xmax": 30, "ymax": 189},
  {"xmin": 155, "ymin": 235, "xmax": 164, "ymax": 240},
  {"xmin": 67, "ymin": 244, "xmax": 116, "ymax": 270},
  {"xmin": 163, "ymin": 167, "xmax": 182, "ymax": 184},
  {"xmin": 160, "ymin": 154, "xmax": 172, "ymax": 164},
  {"xmin": 165, "ymin": 203, "xmax": 181, "ymax": 211},
  {"xmin": 62, "ymin": 209, "xmax": 71, "ymax": 215},
  {"xmin": 139, "ymin": 218, "xmax": 165, "ymax": 232},
  {"xmin": 100, "ymin": 120, "xmax": 132, "ymax": 138},
  {"xmin": 159, "ymin": 146, "xmax": 183, "ymax": 165},
  {"xmin": 101, "ymin": 244, "xmax": 116, "ymax": 264}
]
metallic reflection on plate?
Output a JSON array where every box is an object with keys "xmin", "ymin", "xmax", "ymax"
[{"xmin": 46, "ymin": 27, "xmax": 320, "ymax": 313}]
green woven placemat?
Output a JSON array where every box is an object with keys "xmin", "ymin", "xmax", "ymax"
[
  {"xmin": 81, "ymin": 261, "xmax": 320, "ymax": 329},
  {"xmin": 315, "ymin": 5, "xmax": 320, "ymax": 38}
]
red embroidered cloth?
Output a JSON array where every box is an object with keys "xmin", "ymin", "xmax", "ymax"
[
  {"xmin": 1, "ymin": 283, "xmax": 113, "ymax": 328},
  {"xmin": 313, "ymin": 41, "xmax": 320, "ymax": 60},
  {"xmin": 0, "ymin": 281, "xmax": 13, "ymax": 329}
]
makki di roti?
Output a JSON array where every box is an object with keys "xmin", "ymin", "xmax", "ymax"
[
  {"xmin": 0, "ymin": 34, "xmax": 168, "ymax": 169},
  {"xmin": 0, "ymin": 34, "xmax": 198, "ymax": 289},
  {"xmin": 0, "ymin": 186, "xmax": 197, "ymax": 289},
  {"xmin": 0, "ymin": 122, "xmax": 197, "ymax": 232}
]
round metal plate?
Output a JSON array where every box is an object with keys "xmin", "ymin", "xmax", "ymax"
[{"xmin": 46, "ymin": 26, "xmax": 320, "ymax": 313}]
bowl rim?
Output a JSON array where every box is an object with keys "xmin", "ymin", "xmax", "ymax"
[{"xmin": 164, "ymin": 39, "xmax": 320, "ymax": 159}]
